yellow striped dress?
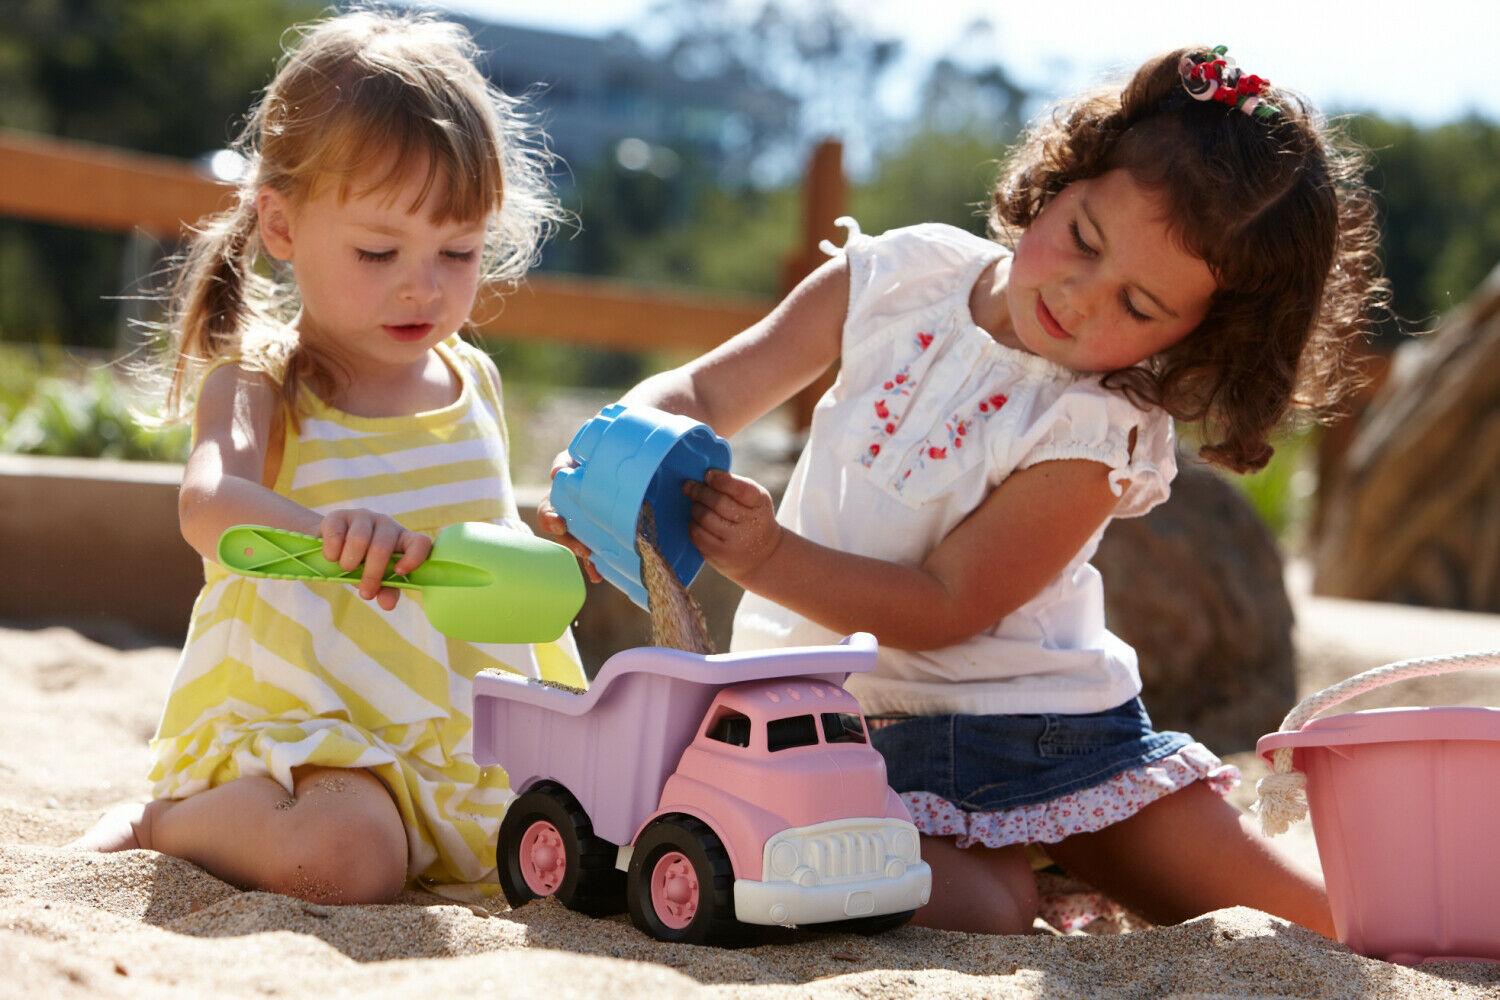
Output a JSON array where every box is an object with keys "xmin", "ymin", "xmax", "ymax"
[{"xmin": 148, "ymin": 336, "xmax": 586, "ymax": 890}]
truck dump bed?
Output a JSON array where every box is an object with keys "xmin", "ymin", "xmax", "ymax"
[{"xmin": 472, "ymin": 633, "xmax": 876, "ymax": 845}]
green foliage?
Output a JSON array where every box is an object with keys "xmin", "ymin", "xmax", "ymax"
[
  {"xmin": 1176, "ymin": 420, "xmax": 1318, "ymax": 544},
  {"xmin": 1345, "ymin": 114, "xmax": 1500, "ymax": 334},
  {"xmin": 0, "ymin": 0, "xmax": 322, "ymax": 351},
  {"xmin": 852, "ymin": 130, "xmax": 1006, "ymax": 238},
  {"xmin": 535, "ymin": 148, "xmax": 800, "ymax": 387},
  {"xmin": 1, "ymin": 0, "xmax": 321, "ymax": 155},
  {"xmin": 559, "ymin": 151, "xmax": 798, "ymax": 297},
  {"xmin": 0, "ymin": 348, "xmax": 188, "ymax": 462},
  {"xmin": 553, "ymin": 125, "xmax": 1007, "ymax": 312},
  {"xmin": 0, "ymin": 345, "xmax": 45, "ymax": 425},
  {"xmin": 1231, "ymin": 429, "xmax": 1317, "ymax": 544}
]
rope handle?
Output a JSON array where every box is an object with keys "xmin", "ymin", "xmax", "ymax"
[{"xmin": 1255, "ymin": 649, "xmax": 1500, "ymax": 836}]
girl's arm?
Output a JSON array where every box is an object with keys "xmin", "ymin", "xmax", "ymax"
[
  {"xmin": 686, "ymin": 459, "xmax": 1124, "ymax": 650},
  {"xmin": 620, "ymin": 254, "xmax": 849, "ymax": 438},
  {"xmin": 538, "ymin": 255, "xmax": 849, "ymax": 549},
  {"xmin": 178, "ymin": 364, "xmax": 431, "ymax": 609}
]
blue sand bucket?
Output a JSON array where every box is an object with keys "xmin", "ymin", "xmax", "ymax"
[{"xmin": 550, "ymin": 404, "xmax": 732, "ymax": 609}]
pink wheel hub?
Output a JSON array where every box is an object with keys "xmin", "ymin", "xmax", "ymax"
[
  {"xmin": 518, "ymin": 820, "xmax": 566, "ymax": 896},
  {"xmin": 649, "ymin": 851, "xmax": 700, "ymax": 929}
]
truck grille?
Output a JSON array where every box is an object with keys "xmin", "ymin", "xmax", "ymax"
[{"xmin": 803, "ymin": 830, "xmax": 887, "ymax": 881}]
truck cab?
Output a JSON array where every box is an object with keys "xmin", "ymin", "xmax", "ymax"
[{"xmin": 656, "ymin": 679, "xmax": 927, "ymax": 928}]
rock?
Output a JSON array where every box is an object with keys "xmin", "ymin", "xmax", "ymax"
[{"xmin": 1095, "ymin": 460, "xmax": 1296, "ymax": 753}]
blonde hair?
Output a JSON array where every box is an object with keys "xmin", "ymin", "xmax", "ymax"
[{"xmin": 161, "ymin": 8, "xmax": 563, "ymax": 422}]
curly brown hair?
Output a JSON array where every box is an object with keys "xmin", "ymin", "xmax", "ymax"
[{"xmin": 991, "ymin": 47, "xmax": 1390, "ymax": 472}]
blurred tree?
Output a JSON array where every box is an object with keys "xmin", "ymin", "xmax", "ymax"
[
  {"xmin": 915, "ymin": 55, "xmax": 1027, "ymax": 138},
  {"xmin": 639, "ymin": 0, "xmax": 901, "ymax": 180},
  {"xmin": 1347, "ymin": 113, "xmax": 1500, "ymax": 338},
  {"xmin": 534, "ymin": 143, "xmax": 799, "ymax": 387},
  {"xmin": 848, "ymin": 38, "xmax": 1028, "ymax": 239},
  {"xmin": 849, "ymin": 130, "xmax": 1002, "ymax": 238},
  {"xmin": 0, "ymin": 0, "xmax": 320, "ymax": 349},
  {"xmin": 3, "ymin": 0, "xmax": 316, "ymax": 155},
  {"xmin": 562, "ymin": 141, "xmax": 797, "ymax": 292}
]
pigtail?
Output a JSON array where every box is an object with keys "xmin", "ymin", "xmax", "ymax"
[{"xmin": 163, "ymin": 195, "xmax": 261, "ymax": 419}]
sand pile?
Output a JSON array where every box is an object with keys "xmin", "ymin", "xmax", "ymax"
[{"xmin": 5, "ymin": 600, "xmax": 1500, "ymax": 998}]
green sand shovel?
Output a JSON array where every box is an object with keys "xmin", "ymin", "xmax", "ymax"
[{"xmin": 217, "ymin": 522, "xmax": 585, "ymax": 644}]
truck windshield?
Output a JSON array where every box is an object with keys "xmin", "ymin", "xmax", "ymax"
[
  {"xmin": 705, "ymin": 710, "xmax": 751, "ymax": 748},
  {"xmin": 766, "ymin": 714, "xmax": 819, "ymax": 752},
  {"xmin": 821, "ymin": 712, "xmax": 867, "ymax": 744}
]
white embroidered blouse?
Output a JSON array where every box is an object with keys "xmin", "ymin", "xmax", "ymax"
[{"xmin": 730, "ymin": 220, "xmax": 1179, "ymax": 715}]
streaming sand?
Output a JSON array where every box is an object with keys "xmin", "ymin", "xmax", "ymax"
[{"xmin": 638, "ymin": 504, "xmax": 715, "ymax": 655}]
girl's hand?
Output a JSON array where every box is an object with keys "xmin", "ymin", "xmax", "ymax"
[
  {"xmin": 319, "ymin": 509, "xmax": 434, "ymax": 611},
  {"xmin": 683, "ymin": 470, "xmax": 783, "ymax": 585},
  {"xmin": 535, "ymin": 449, "xmax": 603, "ymax": 584}
]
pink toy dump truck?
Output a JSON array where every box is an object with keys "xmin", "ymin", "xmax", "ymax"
[{"xmin": 472, "ymin": 632, "xmax": 931, "ymax": 944}]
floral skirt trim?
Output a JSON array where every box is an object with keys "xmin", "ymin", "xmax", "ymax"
[{"xmin": 900, "ymin": 741, "xmax": 1239, "ymax": 851}]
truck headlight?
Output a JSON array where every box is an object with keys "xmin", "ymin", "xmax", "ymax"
[
  {"xmin": 770, "ymin": 841, "xmax": 800, "ymax": 879},
  {"xmin": 888, "ymin": 828, "xmax": 919, "ymax": 863}
]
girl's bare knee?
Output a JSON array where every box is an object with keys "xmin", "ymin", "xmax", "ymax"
[
  {"xmin": 915, "ymin": 837, "xmax": 1039, "ymax": 935},
  {"xmin": 264, "ymin": 771, "xmax": 408, "ymax": 904},
  {"xmin": 916, "ymin": 871, "xmax": 1037, "ymax": 934},
  {"xmin": 993, "ymin": 870, "xmax": 1041, "ymax": 935},
  {"xmin": 268, "ymin": 810, "xmax": 406, "ymax": 903},
  {"xmin": 959, "ymin": 863, "xmax": 1038, "ymax": 935}
]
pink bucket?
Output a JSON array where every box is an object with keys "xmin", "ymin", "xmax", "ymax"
[{"xmin": 1256, "ymin": 651, "xmax": 1500, "ymax": 965}]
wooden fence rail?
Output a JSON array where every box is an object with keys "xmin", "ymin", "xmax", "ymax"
[{"xmin": 0, "ymin": 128, "xmax": 844, "ymax": 409}]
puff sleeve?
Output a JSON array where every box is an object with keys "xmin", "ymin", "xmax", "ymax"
[{"xmin": 1010, "ymin": 378, "xmax": 1178, "ymax": 518}]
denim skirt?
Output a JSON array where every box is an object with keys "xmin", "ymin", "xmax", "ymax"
[{"xmin": 869, "ymin": 697, "xmax": 1199, "ymax": 813}]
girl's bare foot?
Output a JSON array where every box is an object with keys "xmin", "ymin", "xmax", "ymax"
[{"xmin": 68, "ymin": 800, "xmax": 167, "ymax": 853}]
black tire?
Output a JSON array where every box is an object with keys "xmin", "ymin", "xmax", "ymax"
[
  {"xmin": 627, "ymin": 815, "xmax": 743, "ymax": 945},
  {"xmin": 497, "ymin": 782, "xmax": 626, "ymax": 916},
  {"xmin": 813, "ymin": 909, "xmax": 916, "ymax": 936}
]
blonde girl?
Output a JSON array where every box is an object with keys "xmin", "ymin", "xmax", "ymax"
[{"xmin": 74, "ymin": 9, "xmax": 580, "ymax": 905}]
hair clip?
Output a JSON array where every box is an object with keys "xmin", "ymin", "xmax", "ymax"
[{"xmin": 1179, "ymin": 45, "xmax": 1279, "ymax": 120}]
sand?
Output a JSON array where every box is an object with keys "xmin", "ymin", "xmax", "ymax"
[{"xmin": 4, "ymin": 588, "xmax": 1500, "ymax": 999}]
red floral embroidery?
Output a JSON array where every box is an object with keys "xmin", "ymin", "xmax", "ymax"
[
  {"xmin": 884, "ymin": 422, "xmax": 895, "ymax": 433},
  {"xmin": 928, "ymin": 446, "xmax": 947, "ymax": 460},
  {"xmin": 874, "ymin": 399, "xmax": 890, "ymax": 419},
  {"xmin": 989, "ymin": 393, "xmax": 1008, "ymax": 409},
  {"xmin": 917, "ymin": 332, "xmax": 934, "ymax": 349},
  {"xmin": 883, "ymin": 381, "xmax": 894, "ymax": 390},
  {"xmin": 894, "ymin": 373, "xmax": 907, "ymax": 385},
  {"xmin": 869, "ymin": 443, "xmax": 880, "ymax": 456},
  {"xmin": 954, "ymin": 437, "xmax": 963, "ymax": 448}
]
